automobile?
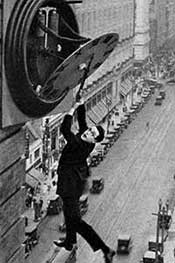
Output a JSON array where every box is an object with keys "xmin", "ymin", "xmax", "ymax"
[
  {"xmin": 79, "ymin": 194, "xmax": 89, "ymax": 216},
  {"xmin": 148, "ymin": 235, "xmax": 162, "ymax": 252},
  {"xmin": 166, "ymin": 78, "xmax": 175, "ymax": 85},
  {"xmin": 159, "ymin": 90, "xmax": 166, "ymax": 99},
  {"xmin": 116, "ymin": 234, "xmax": 132, "ymax": 254},
  {"xmin": 59, "ymin": 222, "xmax": 66, "ymax": 232},
  {"xmin": 154, "ymin": 96, "xmax": 162, "ymax": 106},
  {"xmin": 47, "ymin": 196, "xmax": 63, "ymax": 215},
  {"xmin": 141, "ymin": 251, "xmax": 155, "ymax": 263},
  {"xmin": 141, "ymin": 250, "xmax": 163, "ymax": 263},
  {"xmin": 156, "ymin": 83, "xmax": 163, "ymax": 89},
  {"xmin": 145, "ymin": 79, "xmax": 157, "ymax": 86},
  {"xmin": 90, "ymin": 177, "xmax": 104, "ymax": 194},
  {"xmin": 24, "ymin": 225, "xmax": 39, "ymax": 258}
]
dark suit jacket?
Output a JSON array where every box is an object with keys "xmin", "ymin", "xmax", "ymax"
[{"xmin": 56, "ymin": 105, "xmax": 95, "ymax": 198}]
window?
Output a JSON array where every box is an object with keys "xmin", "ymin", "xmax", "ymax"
[
  {"xmin": 34, "ymin": 148, "xmax": 40, "ymax": 160},
  {"xmin": 102, "ymin": 88, "xmax": 106, "ymax": 99},
  {"xmin": 107, "ymin": 82, "xmax": 112, "ymax": 95},
  {"xmin": 97, "ymin": 93, "xmax": 101, "ymax": 103},
  {"xmin": 86, "ymin": 100, "xmax": 91, "ymax": 111},
  {"xmin": 92, "ymin": 96, "xmax": 97, "ymax": 107}
]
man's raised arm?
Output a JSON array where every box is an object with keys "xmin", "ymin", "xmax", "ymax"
[{"xmin": 76, "ymin": 99, "xmax": 88, "ymax": 135}]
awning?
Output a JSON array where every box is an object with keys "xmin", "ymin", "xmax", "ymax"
[
  {"xmin": 86, "ymin": 110, "xmax": 99, "ymax": 125},
  {"xmin": 26, "ymin": 168, "xmax": 44, "ymax": 189},
  {"xmin": 86, "ymin": 100, "xmax": 108, "ymax": 125},
  {"xmin": 91, "ymin": 102, "xmax": 106, "ymax": 122},
  {"xmin": 120, "ymin": 80, "xmax": 132, "ymax": 96}
]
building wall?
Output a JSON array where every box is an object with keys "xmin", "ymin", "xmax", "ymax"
[
  {"xmin": 37, "ymin": 0, "xmax": 136, "ymax": 172},
  {"xmin": 155, "ymin": 0, "xmax": 167, "ymax": 48},
  {"xmin": 134, "ymin": 0, "xmax": 150, "ymax": 61},
  {"xmin": 0, "ymin": 2, "xmax": 135, "ymax": 263},
  {"xmin": 26, "ymin": 138, "xmax": 42, "ymax": 172},
  {"xmin": 167, "ymin": 0, "xmax": 175, "ymax": 39},
  {"xmin": 0, "ymin": 127, "xmax": 25, "ymax": 263},
  {"xmin": 149, "ymin": 0, "xmax": 175, "ymax": 53},
  {"xmin": 73, "ymin": 0, "xmax": 135, "ymax": 107},
  {"xmin": 149, "ymin": 0, "xmax": 157, "ymax": 54}
]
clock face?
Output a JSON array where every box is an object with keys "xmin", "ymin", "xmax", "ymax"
[
  {"xmin": 41, "ymin": 33, "xmax": 119, "ymax": 101},
  {"xmin": 4, "ymin": 0, "xmax": 118, "ymax": 118}
]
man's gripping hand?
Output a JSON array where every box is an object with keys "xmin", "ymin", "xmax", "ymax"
[{"xmin": 68, "ymin": 98, "xmax": 85, "ymax": 116}]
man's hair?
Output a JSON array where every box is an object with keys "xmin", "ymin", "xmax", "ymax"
[{"xmin": 95, "ymin": 125, "xmax": 105, "ymax": 142}]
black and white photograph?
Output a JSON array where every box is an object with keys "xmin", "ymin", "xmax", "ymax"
[{"xmin": 1, "ymin": 0, "xmax": 175, "ymax": 263}]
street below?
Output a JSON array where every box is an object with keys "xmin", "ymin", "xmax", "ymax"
[{"xmin": 27, "ymin": 82, "xmax": 175, "ymax": 263}]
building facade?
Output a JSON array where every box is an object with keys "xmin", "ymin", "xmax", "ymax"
[
  {"xmin": 34, "ymin": 0, "xmax": 136, "ymax": 174},
  {"xmin": 134, "ymin": 0, "xmax": 150, "ymax": 63},
  {"xmin": 149, "ymin": 0, "xmax": 175, "ymax": 55},
  {"xmin": 73, "ymin": 0, "xmax": 135, "ymax": 126}
]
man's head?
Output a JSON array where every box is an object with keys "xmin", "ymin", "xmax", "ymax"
[{"xmin": 81, "ymin": 125, "xmax": 105, "ymax": 143}]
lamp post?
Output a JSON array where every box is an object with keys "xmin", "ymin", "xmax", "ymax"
[
  {"xmin": 156, "ymin": 198, "xmax": 162, "ymax": 263},
  {"xmin": 161, "ymin": 206, "xmax": 165, "ymax": 254}
]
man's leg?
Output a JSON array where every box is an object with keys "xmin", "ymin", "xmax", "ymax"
[
  {"xmin": 55, "ymin": 197, "xmax": 115, "ymax": 262},
  {"xmin": 54, "ymin": 196, "xmax": 80, "ymax": 250},
  {"xmin": 75, "ymin": 219, "xmax": 109, "ymax": 252},
  {"xmin": 73, "ymin": 217, "xmax": 115, "ymax": 263}
]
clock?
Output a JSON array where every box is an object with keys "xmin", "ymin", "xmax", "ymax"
[{"xmin": 4, "ymin": 0, "xmax": 118, "ymax": 118}]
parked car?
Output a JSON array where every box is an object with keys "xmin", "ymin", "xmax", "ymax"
[
  {"xmin": 154, "ymin": 96, "xmax": 162, "ymax": 106},
  {"xmin": 166, "ymin": 78, "xmax": 175, "ymax": 85},
  {"xmin": 156, "ymin": 83, "xmax": 163, "ymax": 89},
  {"xmin": 141, "ymin": 250, "xmax": 163, "ymax": 263},
  {"xmin": 117, "ymin": 234, "xmax": 132, "ymax": 254},
  {"xmin": 47, "ymin": 196, "xmax": 62, "ymax": 215},
  {"xmin": 79, "ymin": 194, "xmax": 88, "ymax": 216},
  {"xmin": 159, "ymin": 90, "xmax": 166, "ymax": 99},
  {"xmin": 148, "ymin": 235, "xmax": 162, "ymax": 252},
  {"xmin": 90, "ymin": 177, "xmax": 104, "ymax": 194},
  {"xmin": 59, "ymin": 222, "xmax": 66, "ymax": 232}
]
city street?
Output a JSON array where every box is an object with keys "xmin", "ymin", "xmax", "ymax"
[{"xmin": 27, "ymin": 83, "xmax": 175, "ymax": 263}]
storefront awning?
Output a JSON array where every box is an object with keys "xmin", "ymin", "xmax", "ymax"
[
  {"xmin": 120, "ymin": 80, "xmax": 132, "ymax": 96},
  {"xmin": 97, "ymin": 101, "xmax": 108, "ymax": 118},
  {"xmin": 91, "ymin": 103, "xmax": 106, "ymax": 122},
  {"xmin": 87, "ymin": 110, "xmax": 99, "ymax": 125},
  {"xmin": 86, "ymin": 100, "xmax": 109, "ymax": 125},
  {"xmin": 26, "ymin": 168, "xmax": 44, "ymax": 189}
]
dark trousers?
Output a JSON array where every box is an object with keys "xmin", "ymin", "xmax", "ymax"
[{"xmin": 62, "ymin": 196, "xmax": 109, "ymax": 253}]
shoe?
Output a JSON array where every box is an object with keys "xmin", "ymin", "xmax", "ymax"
[
  {"xmin": 53, "ymin": 240, "xmax": 73, "ymax": 251},
  {"xmin": 104, "ymin": 248, "xmax": 115, "ymax": 263}
]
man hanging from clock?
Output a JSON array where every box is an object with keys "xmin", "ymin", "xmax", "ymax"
[{"xmin": 53, "ymin": 97, "xmax": 115, "ymax": 263}]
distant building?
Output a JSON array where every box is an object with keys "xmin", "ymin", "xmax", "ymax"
[
  {"xmin": 149, "ymin": 0, "xmax": 175, "ymax": 54},
  {"xmin": 134, "ymin": 0, "xmax": 150, "ymax": 63},
  {"xmin": 25, "ymin": 120, "xmax": 42, "ymax": 172}
]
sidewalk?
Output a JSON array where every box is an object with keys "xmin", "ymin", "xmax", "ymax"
[
  {"xmin": 164, "ymin": 208, "xmax": 175, "ymax": 262},
  {"xmin": 23, "ymin": 174, "xmax": 59, "ymax": 243}
]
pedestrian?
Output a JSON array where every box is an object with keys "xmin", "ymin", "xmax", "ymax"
[
  {"xmin": 54, "ymin": 99, "xmax": 115, "ymax": 263},
  {"xmin": 146, "ymin": 121, "xmax": 149, "ymax": 131},
  {"xmin": 33, "ymin": 196, "xmax": 40, "ymax": 222}
]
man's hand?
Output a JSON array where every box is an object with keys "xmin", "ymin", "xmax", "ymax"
[
  {"xmin": 68, "ymin": 99, "xmax": 84, "ymax": 116},
  {"xmin": 77, "ymin": 97, "xmax": 85, "ymax": 105}
]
